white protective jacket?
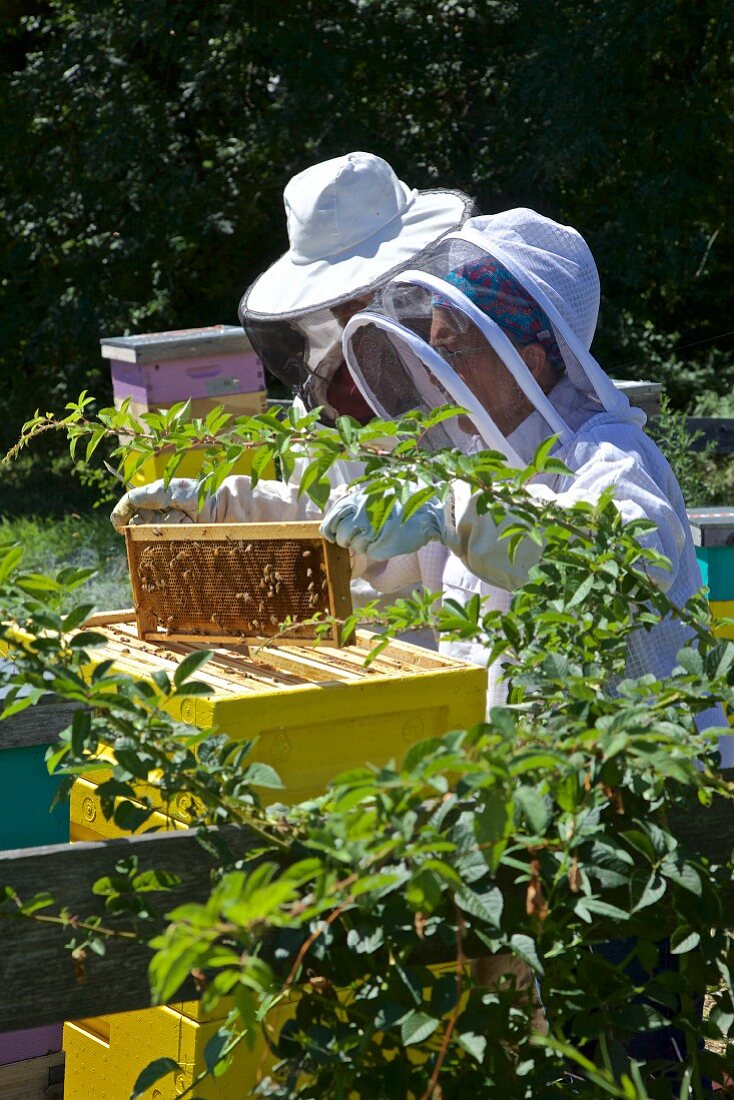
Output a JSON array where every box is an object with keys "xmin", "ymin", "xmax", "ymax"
[{"xmin": 331, "ymin": 208, "xmax": 734, "ymax": 766}]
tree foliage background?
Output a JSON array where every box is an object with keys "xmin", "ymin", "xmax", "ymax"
[{"xmin": 2, "ymin": 0, "xmax": 733, "ymax": 470}]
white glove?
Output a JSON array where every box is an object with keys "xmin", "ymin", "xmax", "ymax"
[
  {"xmin": 110, "ymin": 477, "xmax": 249, "ymax": 533},
  {"xmin": 320, "ymin": 487, "xmax": 445, "ymax": 559}
]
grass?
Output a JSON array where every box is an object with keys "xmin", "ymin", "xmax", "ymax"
[{"xmin": 0, "ymin": 512, "xmax": 132, "ymax": 612}]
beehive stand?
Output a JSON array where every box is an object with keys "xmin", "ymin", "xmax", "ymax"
[{"xmin": 124, "ymin": 521, "xmax": 352, "ymax": 646}]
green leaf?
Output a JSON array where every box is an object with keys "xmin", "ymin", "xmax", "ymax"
[
  {"xmin": 173, "ymin": 649, "xmax": 212, "ymax": 688},
  {"xmin": 131, "ymin": 1058, "xmax": 180, "ymax": 1099},
  {"xmin": 575, "ymin": 898, "xmax": 630, "ymax": 922},
  {"xmin": 114, "ymin": 748, "xmax": 154, "ymax": 780},
  {"xmin": 671, "ymin": 927, "xmax": 701, "ymax": 954},
  {"xmin": 676, "ymin": 647, "xmax": 704, "ymax": 676},
  {"xmin": 514, "ymin": 787, "xmax": 551, "ymax": 835},
  {"xmin": 204, "ymin": 1029, "xmax": 231, "ymax": 1076},
  {"xmin": 113, "ymin": 800, "xmax": 153, "ymax": 832},
  {"xmin": 661, "ymin": 858, "xmax": 702, "ymax": 896},
  {"xmin": 62, "ymin": 604, "xmax": 97, "ymax": 632},
  {"xmin": 242, "ymin": 762, "xmax": 284, "ymax": 789},
  {"xmin": 0, "ymin": 543, "xmax": 24, "ymax": 584},
  {"xmin": 632, "ymin": 871, "xmax": 666, "ymax": 912},
  {"xmin": 16, "ymin": 573, "xmax": 61, "ymax": 594},
  {"xmin": 457, "ymin": 1031, "xmax": 487, "ymax": 1063},
  {"xmin": 510, "ymin": 934, "xmax": 543, "ymax": 974},
  {"xmin": 455, "ymin": 885, "xmax": 503, "ymax": 928},
  {"xmin": 402, "ymin": 486, "xmax": 437, "ymax": 522},
  {"xmin": 400, "ymin": 1010, "xmax": 439, "ymax": 1046},
  {"xmin": 70, "ymin": 708, "xmax": 91, "ymax": 755}
]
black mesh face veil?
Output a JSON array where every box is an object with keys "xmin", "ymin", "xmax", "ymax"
[
  {"xmin": 238, "ymin": 192, "xmax": 478, "ymax": 427},
  {"xmin": 244, "ymin": 315, "xmax": 309, "ymax": 398}
]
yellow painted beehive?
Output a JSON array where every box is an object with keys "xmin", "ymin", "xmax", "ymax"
[{"xmin": 63, "ymin": 615, "xmax": 487, "ymax": 1099}]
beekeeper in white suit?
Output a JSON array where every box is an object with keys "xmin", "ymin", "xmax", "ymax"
[
  {"xmin": 320, "ymin": 206, "xmax": 734, "ymax": 764},
  {"xmin": 111, "ymin": 151, "xmax": 476, "ymax": 638},
  {"xmin": 318, "ymin": 206, "xmax": 734, "ymax": 1064}
]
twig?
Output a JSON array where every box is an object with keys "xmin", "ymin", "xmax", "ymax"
[{"xmin": 418, "ymin": 894, "xmax": 466, "ymax": 1100}]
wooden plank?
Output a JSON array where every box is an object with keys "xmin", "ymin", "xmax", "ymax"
[
  {"xmin": 685, "ymin": 418, "xmax": 734, "ymax": 454},
  {"xmin": 248, "ymin": 647, "xmax": 352, "ymax": 683},
  {"xmin": 141, "ymin": 631, "xmax": 333, "ymax": 648},
  {"xmin": 82, "ymin": 610, "xmax": 135, "ymax": 628},
  {"xmin": 0, "ymin": 1050, "xmax": 64, "ymax": 1100},
  {"xmin": 0, "ymin": 698, "xmax": 83, "ymax": 750},
  {"xmin": 322, "ymin": 541, "xmax": 353, "ymax": 645},
  {"xmin": 0, "ymin": 826, "xmax": 262, "ymax": 1032},
  {"xmin": 355, "ymin": 632, "xmax": 453, "ymax": 672}
]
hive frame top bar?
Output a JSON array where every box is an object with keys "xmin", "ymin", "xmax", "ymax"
[{"xmin": 125, "ymin": 521, "xmax": 324, "ymax": 542}]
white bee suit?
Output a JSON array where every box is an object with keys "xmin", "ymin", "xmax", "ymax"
[{"xmin": 333, "ymin": 208, "xmax": 734, "ymax": 766}]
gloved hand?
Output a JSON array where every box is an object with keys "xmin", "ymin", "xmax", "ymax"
[
  {"xmin": 320, "ymin": 486, "xmax": 445, "ymax": 560},
  {"xmin": 110, "ymin": 479, "xmax": 222, "ymax": 534}
]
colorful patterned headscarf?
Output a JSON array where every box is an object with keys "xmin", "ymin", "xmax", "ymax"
[{"xmin": 438, "ymin": 256, "xmax": 564, "ymax": 369}]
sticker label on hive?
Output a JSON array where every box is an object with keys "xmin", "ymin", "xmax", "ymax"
[
  {"xmin": 175, "ymin": 793, "xmax": 194, "ymax": 820},
  {"xmin": 205, "ymin": 375, "xmax": 240, "ymax": 395},
  {"xmin": 264, "ymin": 731, "xmax": 292, "ymax": 765},
  {"xmin": 402, "ymin": 716, "xmax": 426, "ymax": 744},
  {"xmin": 180, "ymin": 699, "xmax": 196, "ymax": 724}
]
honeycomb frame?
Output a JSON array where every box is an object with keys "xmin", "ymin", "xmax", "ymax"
[{"xmin": 124, "ymin": 521, "xmax": 352, "ymax": 646}]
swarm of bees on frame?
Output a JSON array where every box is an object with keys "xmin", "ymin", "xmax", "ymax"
[{"xmin": 132, "ymin": 539, "xmax": 330, "ymax": 639}]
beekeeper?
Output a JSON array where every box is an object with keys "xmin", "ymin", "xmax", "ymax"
[
  {"xmin": 318, "ymin": 206, "xmax": 734, "ymax": 1065},
  {"xmin": 318, "ymin": 205, "xmax": 734, "ymax": 760},
  {"xmin": 240, "ymin": 150, "xmax": 475, "ymax": 427},
  {"xmin": 111, "ymin": 151, "xmax": 476, "ymax": 633}
]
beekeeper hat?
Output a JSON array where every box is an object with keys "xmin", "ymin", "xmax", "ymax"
[{"xmin": 242, "ymin": 151, "xmax": 474, "ymax": 318}]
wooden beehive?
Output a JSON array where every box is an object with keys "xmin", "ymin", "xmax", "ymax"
[
  {"xmin": 124, "ymin": 521, "xmax": 352, "ymax": 646},
  {"xmin": 61, "ymin": 614, "xmax": 488, "ymax": 1098}
]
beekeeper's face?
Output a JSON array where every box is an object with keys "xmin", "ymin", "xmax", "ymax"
[
  {"xmin": 330, "ymin": 294, "xmax": 372, "ymax": 329},
  {"xmin": 429, "ymin": 307, "xmax": 552, "ymax": 435}
]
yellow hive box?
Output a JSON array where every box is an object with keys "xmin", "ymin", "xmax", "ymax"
[
  {"xmin": 122, "ymin": 436, "xmax": 274, "ymax": 489},
  {"xmin": 72, "ymin": 617, "xmax": 486, "ymax": 814},
  {"xmin": 64, "ymin": 1002, "xmax": 284, "ymax": 1100},
  {"xmin": 64, "ymin": 616, "xmax": 487, "ymax": 1099},
  {"xmin": 711, "ymin": 600, "xmax": 734, "ymax": 641},
  {"xmin": 118, "ymin": 389, "xmax": 274, "ymax": 488}
]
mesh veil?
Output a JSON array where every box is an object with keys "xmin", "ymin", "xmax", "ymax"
[
  {"xmin": 239, "ymin": 193, "xmax": 477, "ymax": 427},
  {"xmin": 341, "ymin": 213, "xmax": 645, "ymax": 459}
]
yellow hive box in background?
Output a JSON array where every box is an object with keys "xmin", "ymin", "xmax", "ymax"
[
  {"xmin": 121, "ymin": 404, "xmax": 274, "ymax": 488},
  {"xmin": 63, "ymin": 616, "xmax": 487, "ymax": 1099}
]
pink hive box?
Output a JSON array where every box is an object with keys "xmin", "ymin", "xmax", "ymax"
[
  {"xmin": 0, "ymin": 1023, "xmax": 62, "ymax": 1066},
  {"xmin": 101, "ymin": 325, "xmax": 266, "ymax": 410}
]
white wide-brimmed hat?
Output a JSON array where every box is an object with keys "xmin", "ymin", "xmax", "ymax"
[{"xmin": 241, "ymin": 151, "xmax": 474, "ymax": 318}]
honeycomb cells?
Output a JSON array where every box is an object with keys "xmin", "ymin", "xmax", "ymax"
[{"xmin": 131, "ymin": 537, "xmax": 331, "ymax": 638}]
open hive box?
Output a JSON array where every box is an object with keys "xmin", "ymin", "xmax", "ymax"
[
  {"xmin": 124, "ymin": 520, "xmax": 352, "ymax": 645},
  {"xmin": 63, "ymin": 614, "xmax": 488, "ymax": 1099},
  {"xmin": 72, "ymin": 613, "xmax": 488, "ymax": 823}
]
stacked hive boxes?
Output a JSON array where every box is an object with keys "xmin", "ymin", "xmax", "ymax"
[
  {"xmin": 0, "ymin": 685, "xmax": 68, "ymax": 1090},
  {"xmin": 102, "ymin": 325, "xmax": 268, "ymax": 485},
  {"xmin": 687, "ymin": 507, "xmax": 734, "ymax": 641},
  {"xmin": 63, "ymin": 617, "xmax": 488, "ymax": 1099}
]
